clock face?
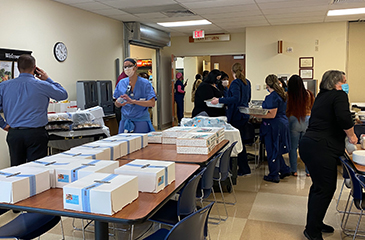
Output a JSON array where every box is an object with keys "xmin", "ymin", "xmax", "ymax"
[{"xmin": 54, "ymin": 42, "xmax": 67, "ymax": 62}]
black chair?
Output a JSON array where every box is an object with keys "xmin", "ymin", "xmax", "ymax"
[
  {"xmin": 143, "ymin": 202, "xmax": 214, "ymax": 240},
  {"xmin": 339, "ymin": 156, "xmax": 365, "ymax": 239},
  {"xmin": 213, "ymin": 141, "xmax": 238, "ymax": 221},
  {"xmin": 0, "ymin": 212, "xmax": 63, "ymax": 240},
  {"xmin": 196, "ymin": 155, "xmax": 221, "ymax": 224},
  {"xmin": 149, "ymin": 171, "xmax": 203, "ymax": 226},
  {"xmin": 336, "ymin": 164, "xmax": 352, "ymax": 213}
]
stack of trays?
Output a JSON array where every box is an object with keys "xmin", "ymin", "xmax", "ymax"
[
  {"xmin": 147, "ymin": 132, "xmax": 163, "ymax": 143},
  {"xmin": 189, "ymin": 127, "xmax": 225, "ymax": 145},
  {"xmin": 176, "ymin": 132, "xmax": 216, "ymax": 155},
  {"xmin": 162, "ymin": 127, "xmax": 196, "ymax": 144}
]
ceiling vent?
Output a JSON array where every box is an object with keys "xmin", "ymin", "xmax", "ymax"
[{"xmin": 161, "ymin": 9, "xmax": 196, "ymax": 18}]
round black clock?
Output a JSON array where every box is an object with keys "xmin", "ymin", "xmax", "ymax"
[{"xmin": 53, "ymin": 42, "xmax": 67, "ymax": 62}]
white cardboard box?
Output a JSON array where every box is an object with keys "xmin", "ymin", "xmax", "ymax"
[
  {"xmin": 20, "ymin": 157, "xmax": 86, "ymax": 188},
  {"xmin": 162, "ymin": 127, "xmax": 196, "ymax": 138},
  {"xmin": 61, "ymin": 147, "xmax": 109, "ymax": 160},
  {"xmin": 63, "ymin": 173, "xmax": 138, "ymax": 215},
  {"xmin": 162, "ymin": 137, "xmax": 176, "ymax": 145},
  {"xmin": 177, "ymin": 145, "xmax": 214, "ymax": 155},
  {"xmin": 55, "ymin": 160, "xmax": 119, "ymax": 188},
  {"xmin": 98, "ymin": 139, "xmax": 130, "ymax": 157},
  {"xmin": 114, "ymin": 161, "xmax": 166, "ymax": 193},
  {"xmin": 176, "ymin": 132, "xmax": 216, "ymax": 148},
  {"xmin": 75, "ymin": 144, "xmax": 115, "ymax": 160},
  {"xmin": 107, "ymin": 134, "xmax": 144, "ymax": 153},
  {"xmin": 0, "ymin": 166, "xmax": 50, "ymax": 203},
  {"xmin": 117, "ymin": 133, "xmax": 148, "ymax": 149},
  {"xmin": 147, "ymin": 132, "xmax": 163, "ymax": 144},
  {"xmin": 127, "ymin": 159, "xmax": 175, "ymax": 185},
  {"xmin": 189, "ymin": 127, "xmax": 225, "ymax": 139}
]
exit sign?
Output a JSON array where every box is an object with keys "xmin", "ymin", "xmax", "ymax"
[{"xmin": 193, "ymin": 30, "xmax": 205, "ymax": 39}]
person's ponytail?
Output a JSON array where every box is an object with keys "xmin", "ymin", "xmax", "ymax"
[
  {"xmin": 232, "ymin": 63, "xmax": 247, "ymax": 85},
  {"xmin": 265, "ymin": 74, "xmax": 286, "ymax": 101}
]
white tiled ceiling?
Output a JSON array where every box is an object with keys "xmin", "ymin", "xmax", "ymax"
[{"xmin": 53, "ymin": 0, "xmax": 365, "ymax": 35}]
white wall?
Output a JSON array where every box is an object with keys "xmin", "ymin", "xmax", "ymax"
[
  {"xmin": 246, "ymin": 22, "xmax": 348, "ymax": 100},
  {"xmin": 0, "ymin": 0, "xmax": 124, "ymax": 169}
]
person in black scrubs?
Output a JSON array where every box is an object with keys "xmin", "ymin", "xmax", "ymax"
[
  {"xmin": 174, "ymin": 72, "xmax": 186, "ymax": 124},
  {"xmin": 192, "ymin": 69, "xmax": 225, "ymax": 117},
  {"xmin": 299, "ymin": 70, "xmax": 357, "ymax": 240}
]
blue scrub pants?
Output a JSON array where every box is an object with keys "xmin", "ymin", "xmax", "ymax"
[{"xmin": 264, "ymin": 135, "xmax": 290, "ymax": 179}]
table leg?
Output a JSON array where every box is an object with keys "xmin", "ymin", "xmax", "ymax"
[{"xmin": 94, "ymin": 221, "xmax": 108, "ymax": 240}]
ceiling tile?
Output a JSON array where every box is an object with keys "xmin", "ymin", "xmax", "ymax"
[{"xmin": 71, "ymin": 2, "xmax": 110, "ymax": 11}]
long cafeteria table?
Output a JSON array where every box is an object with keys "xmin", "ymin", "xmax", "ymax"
[{"xmin": 0, "ymin": 161, "xmax": 199, "ymax": 240}]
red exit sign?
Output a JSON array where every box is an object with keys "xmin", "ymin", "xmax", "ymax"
[{"xmin": 193, "ymin": 30, "xmax": 205, "ymax": 39}]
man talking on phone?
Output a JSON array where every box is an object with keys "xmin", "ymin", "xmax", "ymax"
[{"xmin": 0, "ymin": 54, "xmax": 68, "ymax": 166}]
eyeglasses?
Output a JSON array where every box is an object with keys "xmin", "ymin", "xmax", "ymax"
[{"xmin": 124, "ymin": 65, "xmax": 135, "ymax": 70}]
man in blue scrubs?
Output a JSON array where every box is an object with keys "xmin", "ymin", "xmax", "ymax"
[{"xmin": 0, "ymin": 54, "xmax": 68, "ymax": 166}]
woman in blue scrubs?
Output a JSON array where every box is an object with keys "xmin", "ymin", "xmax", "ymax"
[
  {"xmin": 114, "ymin": 58, "xmax": 156, "ymax": 133},
  {"xmin": 251, "ymin": 74, "xmax": 291, "ymax": 183},
  {"xmin": 211, "ymin": 63, "xmax": 252, "ymax": 176}
]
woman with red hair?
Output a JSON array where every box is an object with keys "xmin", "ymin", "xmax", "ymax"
[{"xmin": 286, "ymin": 75, "xmax": 314, "ymax": 176}]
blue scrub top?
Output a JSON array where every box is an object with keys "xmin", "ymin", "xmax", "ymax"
[
  {"xmin": 260, "ymin": 91, "xmax": 291, "ymax": 157},
  {"xmin": 113, "ymin": 76, "xmax": 156, "ymax": 119}
]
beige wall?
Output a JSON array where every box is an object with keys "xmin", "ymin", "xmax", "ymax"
[
  {"xmin": 183, "ymin": 57, "xmax": 200, "ymax": 114},
  {"xmin": 246, "ymin": 22, "xmax": 348, "ymax": 100},
  {"xmin": 0, "ymin": 0, "xmax": 124, "ymax": 169},
  {"xmin": 348, "ymin": 22, "xmax": 365, "ymax": 103}
]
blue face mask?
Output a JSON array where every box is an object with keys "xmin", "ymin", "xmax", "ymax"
[
  {"xmin": 341, "ymin": 83, "xmax": 349, "ymax": 94},
  {"xmin": 266, "ymin": 88, "xmax": 270, "ymax": 93}
]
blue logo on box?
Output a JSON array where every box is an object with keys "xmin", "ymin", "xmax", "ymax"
[
  {"xmin": 158, "ymin": 176, "xmax": 164, "ymax": 186},
  {"xmin": 65, "ymin": 194, "xmax": 79, "ymax": 205},
  {"xmin": 58, "ymin": 174, "xmax": 69, "ymax": 183}
]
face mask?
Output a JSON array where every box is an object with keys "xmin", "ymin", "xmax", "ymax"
[
  {"xmin": 222, "ymin": 80, "xmax": 229, "ymax": 87},
  {"xmin": 341, "ymin": 83, "xmax": 349, "ymax": 94},
  {"xmin": 267, "ymin": 88, "xmax": 270, "ymax": 93},
  {"xmin": 124, "ymin": 67, "xmax": 135, "ymax": 77}
]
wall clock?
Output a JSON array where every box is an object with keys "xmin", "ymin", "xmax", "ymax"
[{"xmin": 54, "ymin": 42, "xmax": 67, "ymax": 62}]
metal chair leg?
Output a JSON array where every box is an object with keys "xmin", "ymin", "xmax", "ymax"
[
  {"xmin": 217, "ymin": 180, "xmax": 228, "ymax": 221},
  {"xmin": 337, "ymin": 181, "xmax": 345, "ymax": 213},
  {"xmin": 60, "ymin": 218, "xmax": 65, "ymax": 240}
]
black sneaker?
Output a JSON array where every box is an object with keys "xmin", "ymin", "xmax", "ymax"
[{"xmin": 263, "ymin": 175, "xmax": 280, "ymax": 183}]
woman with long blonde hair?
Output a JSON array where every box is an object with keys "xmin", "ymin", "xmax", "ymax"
[
  {"xmin": 211, "ymin": 63, "xmax": 252, "ymax": 175},
  {"xmin": 251, "ymin": 74, "xmax": 291, "ymax": 183}
]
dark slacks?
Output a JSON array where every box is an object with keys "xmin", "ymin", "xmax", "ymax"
[
  {"xmin": 230, "ymin": 120, "xmax": 251, "ymax": 175},
  {"xmin": 299, "ymin": 137, "xmax": 338, "ymax": 237},
  {"xmin": 175, "ymin": 96, "xmax": 184, "ymax": 123},
  {"xmin": 6, "ymin": 127, "xmax": 49, "ymax": 166}
]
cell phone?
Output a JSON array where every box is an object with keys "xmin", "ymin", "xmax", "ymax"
[{"xmin": 34, "ymin": 67, "xmax": 38, "ymax": 75}]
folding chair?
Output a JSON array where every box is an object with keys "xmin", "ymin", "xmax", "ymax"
[
  {"xmin": 0, "ymin": 212, "xmax": 64, "ymax": 240},
  {"xmin": 339, "ymin": 156, "xmax": 365, "ymax": 239},
  {"xmin": 149, "ymin": 171, "xmax": 203, "ymax": 226},
  {"xmin": 196, "ymin": 155, "xmax": 221, "ymax": 224},
  {"xmin": 143, "ymin": 202, "xmax": 214, "ymax": 240},
  {"xmin": 213, "ymin": 141, "xmax": 238, "ymax": 221}
]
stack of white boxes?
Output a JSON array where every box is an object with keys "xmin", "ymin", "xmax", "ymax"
[
  {"xmin": 176, "ymin": 132, "xmax": 217, "ymax": 155},
  {"xmin": 147, "ymin": 132, "xmax": 163, "ymax": 144},
  {"xmin": 189, "ymin": 127, "xmax": 225, "ymax": 145},
  {"xmin": 162, "ymin": 127, "xmax": 196, "ymax": 144}
]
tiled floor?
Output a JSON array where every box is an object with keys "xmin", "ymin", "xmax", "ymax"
[{"xmin": 1, "ymin": 154, "xmax": 364, "ymax": 240}]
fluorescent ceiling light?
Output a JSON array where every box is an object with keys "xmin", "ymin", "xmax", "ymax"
[
  {"xmin": 328, "ymin": 7, "xmax": 365, "ymax": 16},
  {"xmin": 157, "ymin": 20, "xmax": 211, "ymax": 27}
]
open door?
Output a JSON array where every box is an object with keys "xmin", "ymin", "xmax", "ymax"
[{"xmin": 171, "ymin": 54, "xmax": 177, "ymax": 126}]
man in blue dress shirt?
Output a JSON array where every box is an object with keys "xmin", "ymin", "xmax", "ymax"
[{"xmin": 0, "ymin": 54, "xmax": 68, "ymax": 166}]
